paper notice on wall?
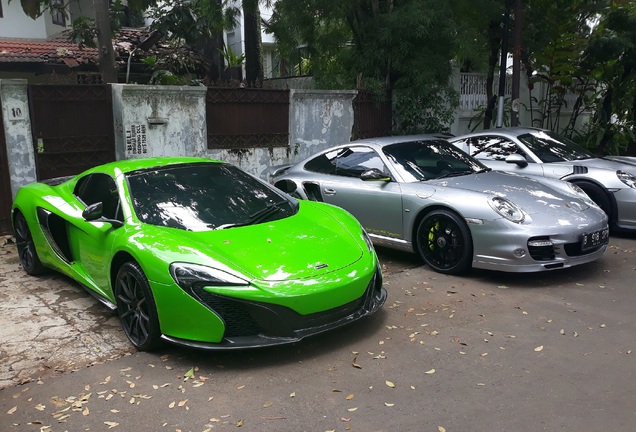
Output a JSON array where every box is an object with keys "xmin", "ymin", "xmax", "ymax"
[{"xmin": 126, "ymin": 125, "xmax": 148, "ymax": 156}]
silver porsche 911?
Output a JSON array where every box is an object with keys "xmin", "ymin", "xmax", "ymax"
[
  {"xmin": 449, "ymin": 127, "xmax": 636, "ymax": 232},
  {"xmin": 271, "ymin": 136, "xmax": 609, "ymax": 275}
]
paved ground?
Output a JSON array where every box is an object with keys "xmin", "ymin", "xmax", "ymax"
[{"xmin": 1, "ymin": 235, "xmax": 635, "ymax": 431}]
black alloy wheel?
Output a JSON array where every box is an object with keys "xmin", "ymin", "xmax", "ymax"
[
  {"xmin": 416, "ymin": 209, "xmax": 473, "ymax": 275},
  {"xmin": 14, "ymin": 211, "xmax": 45, "ymax": 275},
  {"xmin": 115, "ymin": 262, "xmax": 161, "ymax": 351}
]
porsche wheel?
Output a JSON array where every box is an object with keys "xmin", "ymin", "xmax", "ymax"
[
  {"xmin": 115, "ymin": 262, "xmax": 161, "ymax": 351},
  {"xmin": 14, "ymin": 211, "xmax": 45, "ymax": 275},
  {"xmin": 416, "ymin": 209, "xmax": 473, "ymax": 275}
]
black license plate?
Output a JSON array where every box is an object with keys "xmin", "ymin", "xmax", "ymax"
[{"xmin": 581, "ymin": 228, "xmax": 609, "ymax": 251}]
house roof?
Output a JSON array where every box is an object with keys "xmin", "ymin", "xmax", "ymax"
[
  {"xmin": 0, "ymin": 28, "xmax": 163, "ymax": 75},
  {"xmin": 0, "ymin": 38, "xmax": 98, "ymax": 68}
]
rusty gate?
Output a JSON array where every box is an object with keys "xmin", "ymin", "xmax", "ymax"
[
  {"xmin": 28, "ymin": 84, "xmax": 116, "ymax": 180},
  {"xmin": 206, "ymin": 88, "xmax": 290, "ymax": 149},
  {"xmin": 352, "ymin": 91, "xmax": 392, "ymax": 140},
  {"xmin": 0, "ymin": 105, "xmax": 12, "ymax": 235}
]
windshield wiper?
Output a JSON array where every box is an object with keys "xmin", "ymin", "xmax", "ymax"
[
  {"xmin": 248, "ymin": 200, "xmax": 289, "ymax": 225},
  {"xmin": 213, "ymin": 200, "xmax": 290, "ymax": 230},
  {"xmin": 434, "ymin": 170, "xmax": 474, "ymax": 179}
]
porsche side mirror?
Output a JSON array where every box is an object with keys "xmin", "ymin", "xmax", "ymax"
[
  {"xmin": 360, "ymin": 168, "xmax": 392, "ymax": 182},
  {"xmin": 82, "ymin": 202, "xmax": 123, "ymax": 228},
  {"xmin": 505, "ymin": 154, "xmax": 528, "ymax": 168}
]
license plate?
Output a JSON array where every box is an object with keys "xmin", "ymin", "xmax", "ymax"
[{"xmin": 581, "ymin": 228, "xmax": 609, "ymax": 251}]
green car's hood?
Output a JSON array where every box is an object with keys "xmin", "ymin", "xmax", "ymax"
[{"xmin": 142, "ymin": 203, "xmax": 365, "ymax": 282}]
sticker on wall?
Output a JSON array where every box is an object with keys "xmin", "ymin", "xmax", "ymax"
[{"xmin": 126, "ymin": 125, "xmax": 148, "ymax": 156}]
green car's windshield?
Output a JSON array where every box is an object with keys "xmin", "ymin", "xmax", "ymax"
[
  {"xmin": 127, "ymin": 163, "xmax": 297, "ymax": 231},
  {"xmin": 383, "ymin": 140, "xmax": 488, "ymax": 182},
  {"xmin": 517, "ymin": 130, "xmax": 596, "ymax": 163}
]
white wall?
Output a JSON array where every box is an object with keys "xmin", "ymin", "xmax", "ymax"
[{"xmin": 0, "ymin": 0, "xmax": 48, "ymax": 38}]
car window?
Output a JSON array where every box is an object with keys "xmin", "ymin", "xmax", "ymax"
[
  {"xmin": 305, "ymin": 146, "xmax": 388, "ymax": 178},
  {"xmin": 126, "ymin": 163, "xmax": 297, "ymax": 231},
  {"xmin": 470, "ymin": 136, "xmax": 531, "ymax": 162},
  {"xmin": 383, "ymin": 139, "xmax": 486, "ymax": 182},
  {"xmin": 517, "ymin": 130, "xmax": 595, "ymax": 162},
  {"xmin": 74, "ymin": 173, "xmax": 122, "ymax": 221}
]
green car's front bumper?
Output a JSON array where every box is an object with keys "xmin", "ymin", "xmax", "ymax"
[{"xmin": 158, "ymin": 266, "xmax": 386, "ymax": 350}]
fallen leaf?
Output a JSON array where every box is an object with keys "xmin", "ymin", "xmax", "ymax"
[
  {"xmin": 340, "ymin": 417, "xmax": 351, "ymax": 422},
  {"xmin": 347, "ymin": 407, "xmax": 358, "ymax": 412},
  {"xmin": 7, "ymin": 406, "xmax": 17, "ymax": 415},
  {"xmin": 178, "ymin": 399, "xmax": 188, "ymax": 407},
  {"xmin": 184, "ymin": 368, "xmax": 195, "ymax": 378},
  {"xmin": 345, "ymin": 394, "xmax": 354, "ymax": 400},
  {"xmin": 263, "ymin": 401, "xmax": 273, "ymax": 408},
  {"xmin": 424, "ymin": 369, "xmax": 436, "ymax": 374},
  {"xmin": 290, "ymin": 392, "xmax": 296, "ymax": 398},
  {"xmin": 534, "ymin": 345, "xmax": 544, "ymax": 352},
  {"xmin": 385, "ymin": 380, "xmax": 395, "ymax": 388},
  {"xmin": 438, "ymin": 427, "xmax": 447, "ymax": 432},
  {"xmin": 236, "ymin": 419, "xmax": 244, "ymax": 427},
  {"xmin": 352, "ymin": 357, "xmax": 362, "ymax": 369},
  {"xmin": 384, "ymin": 402, "xmax": 395, "ymax": 407},
  {"xmin": 104, "ymin": 421, "xmax": 119, "ymax": 429}
]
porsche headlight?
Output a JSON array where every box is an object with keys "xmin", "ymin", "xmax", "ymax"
[
  {"xmin": 170, "ymin": 263, "xmax": 249, "ymax": 291},
  {"xmin": 567, "ymin": 182, "xmax": 596, "ymax": 207},
  {"xmin": 489, "ymin": 196, "xmax": 525, "ymax": 223},
  {"xmin": 617, "ymin": 170, "xmax": 636, "ymax": 189}
]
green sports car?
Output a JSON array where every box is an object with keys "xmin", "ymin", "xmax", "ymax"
[{"xmin": 12, "ymin": 157, "xmax": 386, "ymax": 351}]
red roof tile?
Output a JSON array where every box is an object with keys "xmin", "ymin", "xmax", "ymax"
[{"xmin": 0, "ymin": 38, "xmax": 98, "ymax": 65}]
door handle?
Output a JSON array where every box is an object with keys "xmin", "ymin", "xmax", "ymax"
[{"xmin": 323, "ymin": 187, "xmax": 336, "ymax": 196}]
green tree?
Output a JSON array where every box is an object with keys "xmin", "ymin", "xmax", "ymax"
[{"xmin": 268, "ymin": 0, "xmax": 459, "ymax": 133}]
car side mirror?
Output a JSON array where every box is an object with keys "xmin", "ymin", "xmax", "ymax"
[
  {"xmin": 505, "ymin": 154, "xmax": 528, "ymax": 168},
  {"xmin": 82, "ymin": 202, "xmax": 123, "ymax": 228},
  {"xmin": 360, "ymin": 168, "xmax": 392, "ymax": 182}
]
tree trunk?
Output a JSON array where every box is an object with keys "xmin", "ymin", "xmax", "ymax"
[
  {"xmin": 243, "ymin": 0, "xmax": 264, "ymax": 86},
  {"xmin": 93, "ymin": 0, "xmax": 118, "ymax": 83},
  {"xmin": 484, "ymin": 19, "xmax": 502, "ymax": 130}
]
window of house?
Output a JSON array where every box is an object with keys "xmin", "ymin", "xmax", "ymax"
[{"xmin": 51, "ymin": 0, "xmax": 66, "ymax": 26}]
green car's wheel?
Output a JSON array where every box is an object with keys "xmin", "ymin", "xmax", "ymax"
[
  {"xmin": 416, "ymin": 209, "xmax": 473, "ymax": 275},
  {"xmin": 14, "ymin": 211, "xmax": 46, "ymax": 275},
  {"xmin": 115, "ymin": 262, "xmax": 161, "ymax": 351}
]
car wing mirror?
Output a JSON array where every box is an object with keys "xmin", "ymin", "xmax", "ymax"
[
  {"xmin": 505, "ymin": 154, "xmax": 528, "ymax": 168},
  {"xmin": 82, "ymin": 202, "xmax": 123, "ymax": 228},
  {"xmin": 360, "ymin": 168, "xmax": 392, "ymax": 182}
]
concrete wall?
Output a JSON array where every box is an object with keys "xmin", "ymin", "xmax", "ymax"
[
  {"xmin": 111, "ymin": 86, "xmax": 358, "ymax": 180},
  {"xmin": 289, "ymin": 89, "xmax": 357, "ymax": 162},
  {"xmin": 0, "ymin": 80, "xmax": 37, "ymax": 197},
  {"xmin": 111, "ymin": 84, "xmax": 208, "ymax": 161}
]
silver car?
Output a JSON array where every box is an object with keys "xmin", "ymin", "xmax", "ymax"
[
  {"xmin": 272, "ymin": 136, "xmax": 609, "ymax": 275},
  {"xmin": 449, "ymin": 127, "xmax": 636, "ymax": 232}
]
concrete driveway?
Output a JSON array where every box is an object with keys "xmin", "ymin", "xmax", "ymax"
[{"xmin": 1, "ymin": 235, "xmax": 635, "ymax": 431}]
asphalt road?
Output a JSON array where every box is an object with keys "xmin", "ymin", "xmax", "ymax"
[{"xmin": 1, "ymin": 235, "xmax": 635, "ymax": 432}]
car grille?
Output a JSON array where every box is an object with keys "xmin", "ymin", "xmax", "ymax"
[
  {"xmin": 191, "ymin": 269, "xmax": 383, "ymax": 338},
  {"xmin": 528, "ymin": 236, "xmax": 604, "ymax": 261},
  {"xmin": 527, "ymin": 236, "xmax": 555, "ymax": 261},
  {"xmin": 563, "ymin": 242, "xmax": 604, "ymax": 256}
]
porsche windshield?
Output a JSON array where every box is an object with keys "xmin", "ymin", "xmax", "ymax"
[
  {"xmin": 384, "ymin": 140, "xmax": 488, "ymax": 182},
  {"xmin": 127, "ymin": 163, "xmax": 297, "ymax": 231},
  {"xmin": 518, "ymin": 130, "xmax": 596, "ymax": 162}
]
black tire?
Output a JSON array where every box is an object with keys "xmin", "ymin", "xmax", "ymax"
[
  {"xmin": 13, "ymin": 211, "xmax": 46, "ymax": 275},
  {"xmin": 416, "ymin": 209, "xmax": 473, "ymax": 275},
  {"xmin": 115, "ymin": 262, "xmax": 162, "ymax": 351},
  {"xmin": 573, "ymin": 180, "xmax": 613, "ymax": 222}
]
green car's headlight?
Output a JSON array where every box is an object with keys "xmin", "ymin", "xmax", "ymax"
[
  {"xmin": 617, "ymin": 170, "xmax": 636, "ymax": 189},
  {"xmin": 170, "ymin": 263, "xmax": 249, "ymax": 290},
  {"xmin": 489, "ymin": 196, "xmax": 525, "ymax": 223}
]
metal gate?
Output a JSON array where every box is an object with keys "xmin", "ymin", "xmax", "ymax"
[
  {"xmin": 28, "ymin": 84, "xmax": 116, "ymax": 180},
  {"xmin": 352, "ymin": 91, "xmax": 392, "ymax": 140},
  {"xmin": 0, "ymin": 105, "xmax": 13, "ymax": 235}
]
